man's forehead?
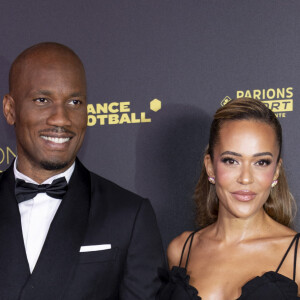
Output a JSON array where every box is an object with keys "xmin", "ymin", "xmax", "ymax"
[
  {"xmin": 9, "ymin": 43, "xmax": 85, "ymax": 93},
  {"xmin": 17, "ymin": 49, "xmax": 81, "ymax": 72}
]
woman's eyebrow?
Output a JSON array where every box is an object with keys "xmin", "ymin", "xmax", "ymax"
[
  {"xmin": 220, "ymin": 151, "xmax": 241, "ymax": 157},
  {"xmin": 253, "ymin": 152, "xmax": 273, "ymax": 157},
  {"xmin": 220, "ymin": 151, "xmax": 273, "ymax": 157}
]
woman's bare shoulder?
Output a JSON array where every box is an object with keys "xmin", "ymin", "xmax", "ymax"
[{"xmin": 167, "ymin": 231, "xmax": 194, "ymax": 268}]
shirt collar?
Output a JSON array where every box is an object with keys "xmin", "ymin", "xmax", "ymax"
[{"xmin": 13, "ymin": 158, "xmax": 75, "ymax": 185}]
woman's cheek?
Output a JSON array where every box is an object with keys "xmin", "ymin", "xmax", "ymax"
[
  {"xmin": 255, "ymin": 167, "xmax": 277, "ymax": 187},
  {"xmin": 215, "ymin": 163, "xmax": 236, "ymax": 186}
]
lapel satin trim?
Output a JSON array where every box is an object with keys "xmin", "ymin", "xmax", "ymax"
[
  {"xmin": 0, "ymin": 164, "xmax": 31, "ymax": 299},
  {"xmin": 20, "ymin": 159, "xmax": 91, "ymax": 300}
]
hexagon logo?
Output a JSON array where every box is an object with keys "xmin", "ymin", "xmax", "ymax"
[
  {"xmin": 150, "ymin": 99, "xmax": 162, "ymax": 112},
  {"xmin": 220, "ymin": 96, "xmax": 232, "ymax": 106}
]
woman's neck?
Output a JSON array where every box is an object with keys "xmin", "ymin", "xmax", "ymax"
[{"xmin": 210, "ymin": 208, "xmax": 272, "ymax": 244}]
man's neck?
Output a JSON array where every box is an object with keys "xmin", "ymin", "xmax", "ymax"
[{"xmin": 14, "ymin": 158, "xmax": 76, "ymax": 184}]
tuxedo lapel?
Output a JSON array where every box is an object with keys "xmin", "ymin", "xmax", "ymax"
[
  {"xmin": 20, "ymin": 159, "xmax": 91, "ymax": 300},
  {"xmin": 0, "ymin": 164, "xmax": 30, "ymax": 299}
]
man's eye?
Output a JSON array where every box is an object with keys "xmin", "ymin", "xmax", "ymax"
[
  {"xmin": 33, "ymin": 98, "xmax": 48, "ymax": 103},
  {"xmin": 69, "ymin": 100, "xmax": 81, "ymax": 105}
]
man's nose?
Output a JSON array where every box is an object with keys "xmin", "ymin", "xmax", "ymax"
[{"xmin": 46, "ymin": 104, "xmax": 72, "ymax": 127}]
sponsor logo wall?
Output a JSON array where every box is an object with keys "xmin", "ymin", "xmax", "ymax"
[
  {"xmin": 87, "ymin": 99, "xmax": 161, "ymax": 126},
  {"xmin": 0, "ymin": 0, "xmax": 299, "ymax": 249}
]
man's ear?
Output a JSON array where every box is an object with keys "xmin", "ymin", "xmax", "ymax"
[
  {"xmin": 204, "ymin": 154, "xmax": 215, "ymax": 178},
  {"xmin": 3, "ymin": 94, "xmax": 16, "ymax": 125}
]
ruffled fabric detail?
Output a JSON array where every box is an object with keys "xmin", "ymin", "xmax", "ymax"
[
  {"xmin": 238, "ymin": 271, "xmax": 299, "ymax": 300},
  {"xmin": 156, "ymin": 266, "xmax": 201, "ymax": 300},
  {"xmin": 156, "ymin": 268, "xmax": 300, "ymax": 300}
]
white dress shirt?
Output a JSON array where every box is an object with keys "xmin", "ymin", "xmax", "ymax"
[{"xmin": 14, "ymin": 159, "xmax": 75, "ymax": 273}]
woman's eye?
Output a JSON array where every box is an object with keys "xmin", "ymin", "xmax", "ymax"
[
  {"xmin": 221, "ymin": 157, "xmax": 237, "ymax": 165},
  {"xmin": 256, "ymin": 159, "xmax": 271, "ymax": 166}
]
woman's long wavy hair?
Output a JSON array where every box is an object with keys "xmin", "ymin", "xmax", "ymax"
[{"xmin": 194, "ymin": 98, "xmax": 296, "ymax": 228}]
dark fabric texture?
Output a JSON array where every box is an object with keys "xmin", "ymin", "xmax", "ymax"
[
  {"xmin": 156, "ymin": 232, "xmax": 300, "ymax": 300},
  {"xmin": 157, "ymin": 267, "xmax": 200, "ymax": 300},
  {"xmin": 0, "ymin": 159, "xmax": 166, "ymax": 300}
]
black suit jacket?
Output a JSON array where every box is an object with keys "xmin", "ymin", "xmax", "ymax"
[{"xmin": 0, "ymin": 159, "xmax": 165, "ymax": 299}]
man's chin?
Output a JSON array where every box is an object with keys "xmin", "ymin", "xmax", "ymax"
[{"xmin": 40, "ymin": 160, "xmax": 70, "ymax": 171}]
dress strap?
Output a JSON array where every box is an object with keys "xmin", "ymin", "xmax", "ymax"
[
  {"xmin": 276, "ymin": 233, "xmax": 300, "ymax": 281},
  {"xmin": 293, "ymin": 233, "xmax": 300, "ymax": 281},
  {"xmin": 178, "ymin": 230, "xmax": 199, "ymax": 269}
]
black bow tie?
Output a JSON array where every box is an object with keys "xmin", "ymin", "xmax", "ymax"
[{"xmin": 15, "ymin": 177, "xmax": 68, "ymax": 203}]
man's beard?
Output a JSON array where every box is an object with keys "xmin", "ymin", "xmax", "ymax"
[{"xmin": 40, "ymin": 160, "xmax": 69, "ymax": 171}]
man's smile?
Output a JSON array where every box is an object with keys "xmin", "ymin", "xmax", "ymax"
[{"xmin": 41, "ymin": 136, "xmax": 72, "ymax": 144}]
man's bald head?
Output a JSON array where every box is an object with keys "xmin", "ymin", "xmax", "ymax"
[{"xmin": 9, "ymin": 42, "xmax": 85, "ymax": 95}]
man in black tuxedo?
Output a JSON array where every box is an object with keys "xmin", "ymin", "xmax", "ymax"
[{"xmin": 1, "ymin": 42, "xmax": 165, "ymax": 299}]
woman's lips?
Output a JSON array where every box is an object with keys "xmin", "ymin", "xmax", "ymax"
[{"xmin": 231, "ymin": 190, "xmax": 257, "ymax": 202}]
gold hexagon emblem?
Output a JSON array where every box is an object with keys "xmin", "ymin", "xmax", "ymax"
[
  {"xmin": 220, "ymin": 96, "xmax": 232, "ymax": 106},
  {"xmin": 150, "ymin": 99, "xmax": 162, "ymax": 112}
]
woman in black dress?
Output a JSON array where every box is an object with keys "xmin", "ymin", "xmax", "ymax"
[{"xmin": 157, "ymin": 98, "xmax": 299, "ymax": 299}]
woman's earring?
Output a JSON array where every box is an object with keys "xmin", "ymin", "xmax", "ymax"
[
  {"xmin": 208, "ymin": 176, "xmax": 215, "ymax": 184},
  {"xmin": 271, "ymin": 180, "xmax": 278, "ymax": 188}
]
